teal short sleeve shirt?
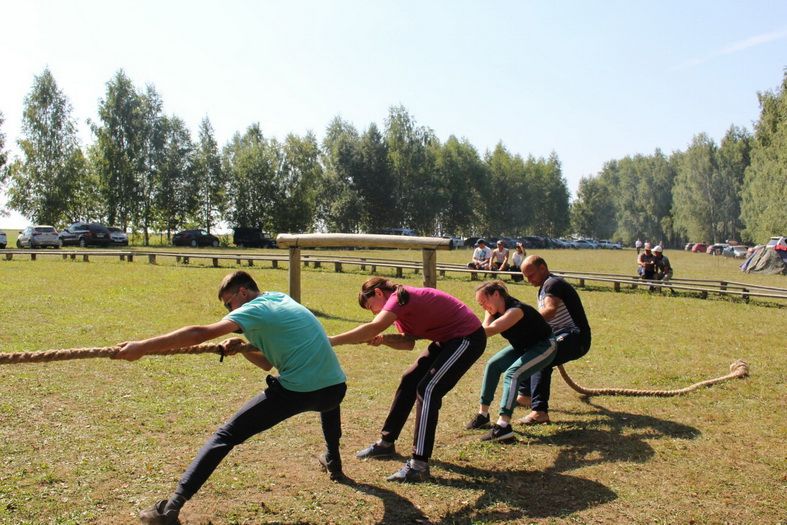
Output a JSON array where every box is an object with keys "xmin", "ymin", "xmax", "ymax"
[{"xmin": 224, "ymin": 292, "xmax": 346, "ymax": 392}]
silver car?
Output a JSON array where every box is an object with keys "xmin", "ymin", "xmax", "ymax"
[
  {"xmin": 0, "ymin": 231, "xmax": 7, "ymax": 249},
  {"xmin": 16, "ymin": 225, "xmax": 61, "ymax": 248}
]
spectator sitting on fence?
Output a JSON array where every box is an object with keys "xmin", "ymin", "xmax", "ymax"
[
  {"xmin": 489, "ymin": 240, "xmax": 511, "ymax": 272},
  {"xmin": 511, "ymin": 242, "xmax": 527, "ymax": 282},
  {"xmin": 653, "ymin": 245, "xmax": 672, "ymax": 282},
  {"xmin": 637, "ymin": 242, "xmax": 656, "ymax": 279},
  {"xmin": 468, "ymin": 239, "xmax": 492, "ymax": 270}
]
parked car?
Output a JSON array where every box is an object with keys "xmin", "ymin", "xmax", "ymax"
[
  {"xmin": 173, "ymin": 229, "xmax": 220, "ymax": 247},
  {"xmin": 708, "ymin": 243, "xmax": 728, "ymax": 255},
  {"xmin": 16, "ymin": 225, "xmax": 61, "ymax": 248},
  {"xmin": 520, "ymin": 235, "xmax": 548, "ymax": 249},
  {"xmin": 107, "ymin": 227, "xmax": 129, "ymax": 246},
  {"xmin": 691, "ymin": 242, "xmax": 707, "ymax": 253},
  {"xmin": 0, "ymin": 231, "xmax": 6, "ymax": 249},
  {"xmin": 464, "ymin": 237, "xmax": 481, "ymax": 248},
  {"xmin": 722, "ymin": 245, "xmax": 749, "ymax": 259},
  {"xmin": 599, "ymin": 239, "xmax": 622, "ymax": 249},
  {"xmin": 59, "ymin": 223, "xmax": 112, "ymax": 247},
  {"xmin": 684, "ymin": 243, "xmax": 694, "ymax": 251},
  {"xmin": 573, "ymin": 239, "xmax": 598, "ymax": 249},
  {"xmin": 492, "ymin": 236, "xmax": 517, "ymax": 248},
  {"xmin": 440, "ymin": 235, "xmax": 464, "ymax": 249},
  {"xmin": 765, "ymin": 236, "xmax": 787, "ymax": 250},
  {"xmin": 233, "ymin": 227, "xmax": 277, "ymax": 248}
]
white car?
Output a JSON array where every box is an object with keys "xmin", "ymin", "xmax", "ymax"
[
  {"xmin": 16, "ymin": 225, "xmax": 61, "ymax": 248},
  {"xmin": 599, "ymin": 239, "xmax": 622, "ymax": 249},
  {"xmin": 573, "ymin": 239, "xmax": 598, "ymax": 249},
  {"xmin": 0, "ymin": 231, "xmax": 6, "ymax": 249}
]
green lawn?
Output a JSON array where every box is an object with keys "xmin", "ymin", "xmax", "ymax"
[{"xmin": 0, "ymin": 248, "xmax": 784, "ymax": 524}]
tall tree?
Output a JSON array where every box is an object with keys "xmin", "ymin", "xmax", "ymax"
[
  {"xmin": 432, "ymin": 135, "xmax": 487, "ymax": 236},
  {"xmin": 92, "ymin": 70, "xmax": 146, "ymax": 228},
  {"xmin": 741, "ymin": 72, "xmax": 787, "ymax": 243},
  {"xmin": 0, "ymin": 111, "xmax": 7, "ymax": 174},
  {"xmin": 672, "ymin": 133, "xmax": 723, "ymax": 243},
  {"xmin": 155, "ymin": 115, "xmax": 195, "ymax": 238},
  {"xmin": 5, "ymin": 68, "xmax": 84, "ymax": 225},
  {"xmin": 356, "ymin": 123, "xmax": 395, "ymax": 233},
  {"xmin": 193, "ymin": 116, "xmax": 225, "ymax": 233},
  {"xmin": 136, "ymin": 85, "xmax": 166, "ymax": 244},
  {"xmin": 384, "ymin": 106, "xmax": 438, "ymax": 234},
  {"xmin": 270, "ymin": 132, "xmax": 322, "ymax": 233},
  {"xmin": 527, "ymin": 152, "xmax": 570, "ymax": 237},
  {"xmin": 603, "ymin": 152, "xmax": 675, "ymax": 246},
  {"xmin": 223, "ymin": 124, "xmax": 278, "ymax": 233},
  {"xmin": 485, "ymin": 143, "xmax": 529, "ymax": 236},
  {"xmin": 0, "ymin": 111, "xmax": 8, "ymax": 219},
  {"xmin": 570, "ymin": 175, "xmax": 616, "ymax": 238},
  {"xmin": 716, "ymin": 125, "xmax": 751, "ymax": 242},
  {"xmin": 319, "ymin": 117, "xmax": 363, "ymax": 232}
]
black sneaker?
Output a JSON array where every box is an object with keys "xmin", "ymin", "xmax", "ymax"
[
  {"xmin": 356, "ymin": 442, "xmax": 395, "ymax": 459},
  {"xmin": 465, "ymin": 413, "xmax": 491, "ymax": 430},
  {"xmin": 318, "ymin": 451, "xmax": 344, "ymax": 481},
  {"xmin": 138, "ymin": 499, "xmax": 180, "ymax": 525},
  {"xmin": 480, "ymin": 423, "xmax": 516, "ymax": 443},
  {"xmin": 386, "ymin": 460, "xmax": 430, "ymax": 483}
]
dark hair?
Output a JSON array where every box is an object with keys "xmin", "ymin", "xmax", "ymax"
[
  {"xmin": 358, "ymin": 276, "xmax": 410, "ymax": 308},
  {"xmin": 475, "ymin": 280, "xmax": 511, "ymax": 300},
  {"xmin": 218, "ymin": 271, "xmax": 260, "ymax": 299}
]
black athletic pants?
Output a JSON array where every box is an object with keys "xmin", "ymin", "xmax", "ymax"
[
  {"xmin": 379, "ymin": 326, "xmax": 486, "ymax": 461},
  {"xmin": 176, "ymin": 375, "xmax": 346, "ymax": 499}
]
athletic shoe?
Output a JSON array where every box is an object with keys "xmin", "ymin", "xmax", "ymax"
[
  {"xmin": 138, "ymin": 499, "xmax": 180, "ymax": 525},
  {"xmin": 517, "ymin": 410, "xmax": 551, "ymax": 425},
  {"xmin": 318, "ymin": 451, "xmax": 344, "ymax": 481},
  {"xmin": 465, "ymin": 413, "xmax": 491, "ymax": 430},
  {"xmin": 480, "ymin": 424, "xmax": 516, "ymax": 443},
  {"xmin": 386, "ymin": 460, "xmax": 430, "ymax": 483},
  {"xmin": 356, "ymin": 442, "xmax": 395, "ymax": 459}
]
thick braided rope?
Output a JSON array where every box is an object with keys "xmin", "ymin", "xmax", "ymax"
[
  {"xmin": 0, "ymin": 341, "xmax": 257, "ymax": 365},
  {"xmin": 557, "ymin": 360, "xmax": 750, "ymax": 397}
]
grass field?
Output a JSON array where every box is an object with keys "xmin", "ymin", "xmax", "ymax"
[{"xmin": 0, "ymin": 247, "xmax": 785, "ymax": 524}]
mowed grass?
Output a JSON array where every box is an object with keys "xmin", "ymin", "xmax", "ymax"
[{"xmin": 0, "ymin": 248, "xmax": 785, "ymax": 524}]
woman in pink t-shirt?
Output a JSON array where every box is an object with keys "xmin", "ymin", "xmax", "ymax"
[{"xmin": 329, "ymin": 277, "xmax": 486, "ymax": 483}]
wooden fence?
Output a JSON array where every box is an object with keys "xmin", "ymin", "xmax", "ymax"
[{"xmin": 3, "ymin": 248, "xmax": 786, "ymax": 302}]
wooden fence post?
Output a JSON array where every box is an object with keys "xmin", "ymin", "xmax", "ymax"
[
  {"xmin": 289, "ymin": 247, "xmax": 301, "ymax": 303},
  {"xmin": 422, "ymin": 249, "xmax": 436, "ymax": 288}
]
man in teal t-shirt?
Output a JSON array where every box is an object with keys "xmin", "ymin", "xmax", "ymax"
[{"xmin": 114, "ymin": 271, "xmax": 347, "ymax": 525}]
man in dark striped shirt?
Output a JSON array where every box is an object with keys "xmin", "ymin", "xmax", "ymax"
[{"xmin": 516, "ymin": 255, "xmax": 592, "ymax": 424}]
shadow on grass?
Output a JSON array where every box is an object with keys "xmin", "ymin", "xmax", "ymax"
[
  {"xmin": 529, "ymin": 400, "xmax": 701, "ymax": 475},
  {"xmin": 397, "ymin": 402, "xmax": 699, "ymax": 524},
  {"xmin": 340, "ymin": 477, "xmax": 432, "ymax": 524}
]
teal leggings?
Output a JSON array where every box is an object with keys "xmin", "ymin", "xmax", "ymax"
[{"xmin": 479, "ymin": 338, "xmax": 556, "ymax": 417}]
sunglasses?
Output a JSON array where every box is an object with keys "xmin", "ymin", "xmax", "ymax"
[{"xmin": 224, "ymin": 291, "xmax": 239, "ymax": 311}]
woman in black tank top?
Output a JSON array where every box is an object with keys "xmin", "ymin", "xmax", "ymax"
[{"xmin": 464, "ymin": 281, "xmax": 556, "ymax": 443}]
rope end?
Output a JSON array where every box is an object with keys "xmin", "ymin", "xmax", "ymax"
[{"xmin": 730, "ymin": 359, "xmax": 749, "ymax": 378}]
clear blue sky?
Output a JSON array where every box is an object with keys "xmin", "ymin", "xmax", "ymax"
[{"xmin": 1, "ymin": 0, "xmax": 786, "ymax": 228}]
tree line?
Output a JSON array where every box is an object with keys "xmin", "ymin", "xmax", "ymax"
[
  {"xmin": 571, "ymin": 71, "xmax": 787, "ymax": 246},
  {"xmin": 0, "ymin": 68, "xmax": 785, "ymax": 247}
]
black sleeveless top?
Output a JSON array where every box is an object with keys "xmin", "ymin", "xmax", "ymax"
[{"xmin": 494, "ymin": 296, "xmax": 553, "ymax": 349}]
